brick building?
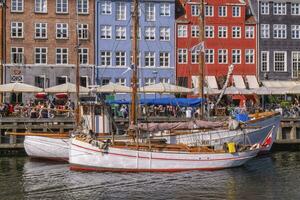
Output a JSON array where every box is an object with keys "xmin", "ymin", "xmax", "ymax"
[
  {"xmin": 176, "ymin": 0, "xmax": 257, "ymax": 89},
  {"xmin": 4, "ymin": 0, "xmax": 94, "ymax": 102}
]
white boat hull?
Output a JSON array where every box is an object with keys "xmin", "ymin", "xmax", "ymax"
[
  {"xmin": 24, "ymin": 136, "xmax": 69, "ymax": 161},
  {"xmin": 69, "ymin": 138, "xmax": 259, "ymax": 172}
]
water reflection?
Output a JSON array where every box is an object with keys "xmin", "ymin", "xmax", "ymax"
[{"xmin": 1, "ymin": 152, "xmax": 300, "ymax": 200}]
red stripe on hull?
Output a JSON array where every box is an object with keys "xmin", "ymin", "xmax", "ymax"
[{"xmin": 70, "ymin": 164, "xmax": 225, "ymax": 173}]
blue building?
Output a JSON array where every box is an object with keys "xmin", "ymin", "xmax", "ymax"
[{"xmin": 95, "ymin": 0, "xmax": 176, "ymax": 100}]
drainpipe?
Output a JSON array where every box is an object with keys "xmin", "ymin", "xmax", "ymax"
[{"xmin": 0, "ymin": 0, "xmax": 5, "ymax": 102}]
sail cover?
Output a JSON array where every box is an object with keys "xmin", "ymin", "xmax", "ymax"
[{"xmin": 107, "ymin": 98, "xmax": 206, "ymax": 107}]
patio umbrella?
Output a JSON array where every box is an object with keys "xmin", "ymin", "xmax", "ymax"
[
  {"xmin": 0, "ymin": 82, "xmax": 43, "ymax": 93},
  {"xmin": 96, "ymin": 82, "xmax": 132, "ymax": 93},
  {"xmin": 287, "ymin": 85, "xmax": 300, "ymax": 94},
  {"xmin": 251, "ymin": 86, "xmax": 272, "ymax": 95},
  {"xmin": 45, "ymin": 82, "xmax": 89, "ymax": 93},
  {"xmin": 139, "ymin": 83, "xmax": 192, "ymax": 93},
  {"xmin": 224, "ymin": 86, "xmax": 252, "ymax": 95}
]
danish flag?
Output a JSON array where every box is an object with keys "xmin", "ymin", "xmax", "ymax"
[{"xmin": 261, "ymin": 126, "xmax": 274, "ymax": 148}]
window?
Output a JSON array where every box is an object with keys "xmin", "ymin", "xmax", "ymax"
[
  {"xmin": 145, "ymin": 27, "xmax": 155, "ymax": 40},
  {"xmin": 100, "ymin": 25, "xmax": 112, "ymax": 39},
  {"xmin": 56, "ymin": 0, "xmax": 68, "ymax": 13},
  {"xmin": 101, "ymin": 1, "xmax": 112, "ymax": 15},
  {"xmin": 191, "ymin": 25, "xmax": 199, "ymax": 38},
  {"xmin": 80, "ymin": 76, "xmax": 88, "ymax": 87},
  {"xmin": 145, "ymin": 52, "xmax": 155, "ymax": 67},
  {"xmin": 261, "ymin": 2, "xmax": 269, "ymax": 15},
  {"xmin": 77, "ymin": 0, "xmax": 88, "ymax": 14},
  {"xmin": 260, "ymin": 24, "xmax": 270, "ymax": 38},
  {"xmin": 145, "ymin": 78, "xmax": 155, "ymax": 86},
  {"xmin": 274, "ymin": 51, "xmax": 286, "ymax": 72},
  {"xmin": 205, "ymin": 26, "xmax": 214, "ymax": 38},
  {"xmin": 205, "ymin": 49, "xmax": 214, "ymax": 64},
  {"xmin": 160, "ymin": 27, "xmax": 170, "ymax": 41},
  {"xmin": 245, "ymin": 49, "xmax": 254, "ymax": 64},
  {"xmin": 218, "ymin": 6, "xmax": 227, "ymax": 17},
  {"xmin": 78, "ymin": 24, "xmax": 88, "ymax": 39},
  {"xmin": 159, "ymin": 78, "xmax": 170, "ymax": 84},
  {"xmin": 35, "ymin": 0, "xmax": 47, "ymax": 13},
  {"xmin": 205, "ymin": 5, "xmax": 214, "ymax": 17},
  {"xmin": 191, "ymin": 5, "xmax": 200, "ymax": 16},
  {"xmin": 100, "ymin": 51, "xmax": 111, "ymax": 66},
  {"xmin": 292, "ymin": 25, "xmax": 300, "ymax": 39},
  {"xmin": 178, "ymin": 25, "xmax": 187, "ymax": 38},
  {"xmin": 130, "ymin": 26, "xmax": 141, "ymax": 40},
  {"xmin": 292, "ymin": 3, "xmax": 300, "ymax": 15},
  {"xmin": 245, "ymin": 26, "xmax": 254, "ymax": 38},
  {"xmin": 273, "ymin": 24, "xmax": 286, "ymax": 39},
  {"xmin": 191, "ymin": 50, "xmax": 199, "ymax": 64},
  {"xmin": 56, "ymin": 76, "xmax": 68, "ymax": 85},
  {"xmin": 232, "ymin": 6, "xmax": 240, "ymax": 17},
  {"xmin": 261, "ymin": 51, "xmax": 269, "ymax": 72},
  {"xmin": 11, "ymin": 22, "xmax": 23, "ymax": 38},
  {"xmin": 115, "ymin": 51, "xmax": 126, "ymax": 67},
  {"xmin": 159, "ymin": 52, "xmax": 170, "ymax": 67},
  {"xmin": 56, "ymin": 23, "xmax": 68, "ymax": 39},
  {"xmin": 232, "ymin": 26, "xmax": 241, "ymax": 38},
  {"xmin": 218, "ymin": 26, "xmax": 227, "ymax": 38},
  {"xmin": 116, "ymin": 2, "xmax": 126, "ymax": 20},
  {"xmin": 177, "ymin": 77, "xmax": 188, "ymax": 87},
  {"xmin": 11, "ymin": 0, "xmax": 23, "ymax": 12},
  {"xmin": 130, "ymin": 52, "xmax": 141, "ymax": 67},
  {"xmin": 178, "ymin": 49, "xmax": 187, "ymax": 64},
  {"xmin": 160, "ymin": 3, "xmax": 170, "ymax": 16},
  {"xmin": 145, "ymin": 3, "xmax": 155, "ymax": 21},
  {"xmin": 79, "ymin": 48, "xmax": 88, "ymax": 64},
  {"xmin": 35, "ymin": 76, "xmax": 46, "ymax": 88},
  {"xmin": 11, "ymin": 47, "xmax": 24, "ymax": 64},
  {"xmin": 232, "ymin": 49, "xmax": 241, "ymax": 64},
  {"xmin": 35, "ymin": 23, "xmax": 47, "ymax": 39},
  {"xmin": 56, "ymin": 48, "xmax": 68, "ymax": 64},
  {"xmin": 292, "ymin": 52, "xmax": 300, "ymax": 78},
  {"xmin": 115, "ymin": 78, "xmax": 126, "ymax": 86},
  {"xmin": 130, "ymin": 3, "xmax": 141, "ymax": 16},
  {"xmin": 273, "ymin": 3, "xmax": 286, "ymax": 15},
  {"xmin": 218, "ymin": 49, "xmax": 227, "ymax": 64},
  {"xmin": 101, "ymin": 78, "xmax": 110, "ymax": 85},
  {"xmin": 115, "ymin": 26, "xmax": 126, "ymax": 40},
  {"xmin": 35, "ymin": 47, "xmax": 47, "ymax": 64}
]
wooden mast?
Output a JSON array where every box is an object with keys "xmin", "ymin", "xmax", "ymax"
[
  {"xmin": 130, "ymin": 0, "xmax": 139, "ymax": 126},
  {"xmin": 198, "ymin": 0, "xmax": 205, "ymax": 118},
  {"xmin": 75, "ymin": 8, "xmax": 80, "ymax": 128}
]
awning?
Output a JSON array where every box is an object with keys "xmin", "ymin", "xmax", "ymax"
[
  {"xmin": 96, "ymin": 82, "xmax": 132, "ymax": 93},
  {"xmin": 45, "ymin": 82, "xmax": 89, "ymax": 93},
  {"xmin": 139, "ymin": 83, "xmax": 192, "ymax": 93},
  {"xmin": 262, "ymin": 81, "xmax": 300, "ymax": 88},
  {"xmin": 205, "ymin": 76, "xmax": 218, "ymax": 89},
  {"xmin": 0, "ymin": 82, "xmax": 43, "ymax": 93},
  {"xmin": 233, "ymin": 75, "xmax": 246, "ymax": 89},
  {"xmin": 246, "ymin": 75, "xmax": 259, "ymax": 89}
]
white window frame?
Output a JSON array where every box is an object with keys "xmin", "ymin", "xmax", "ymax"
[
  {"xmin": 261, "ymin": 51, "xmax": 269, "ymax": 72},
  {"xmin": 191, "ymin": 25, "xmax": 199, "ymax": 38},
  {"xmin": 35, "ymin": 0, "xmax": 47, "ymax": 13},
  {"xmin": 56, "ymin": 0, "xmax": 68, "ymax": 14},
  {"xmin": 11, "ymin": 0, "xmax": 24, "ymax": 12},
  {"xmin": 144, "ymin": 78, "xmax": 156, "ymax": 86},
  {"xmin": 77, "ymin": 0, "xmax": 89, "ymax": 14},
  {"xmin": 11, "ymin": 22, "xmax": 23, "ymax": 38},
  {"xmin": 260, "ymin": 24, "xmax": 270, "ymax": 39},
  {"xmin": 144, "ymin": 52, "xmax": 155, "ymax": 67},
  {"xmin": 205, "ymin": 5, "xmax": 214, "ymax": 17},
  {"xmin": 218, "ymin": 6, "xmax": 227, "ymax": 17},
  {"xmin": 292, "ymin": 51, "xmax": 300, "ymax": 78},
  {"xmin": 291, "ymin": 25, "xmax": 300, "ymax": 39},
  {"xmin": 116, "ymin": 2, "xmax": 126, "ymax": 20},
  {"xmin": 56, "ymin": 23, "xmax": 68, "ymax": 39},
  {"xmin": 145, "ymin": 3, "xmax": 155, "ymax": 21},
  {"xmin": 191, "ymin": 50, "xmax": 199, "ymax": 64},
  {"xmin": 232, "ymin": 6, "xmax": 240, "ymax": 17},
  {"xmin": 159, "ymin": 27, "xmax": 170, "ymax": 41},
  {"xmin": 218, "ymin": 49, "xmax": 228, "ymax": 64},
  {"xmin": 35, "ymin": 23, "xmax": 47, "ymax": 39},
  {"xmin": 232, "ymin": 26, "xmax": 241, "ymax": 38},
  {"xmin": 245, "ymin": 49, "xmax": 255, "ymax": 64},
  {"xmin": 273, "ymin": 51, "xmax": 287, "ymax": 72},
  {"xmin": 273, "ymin": 24, "xmax": 286, "ymax": 39},
  {"xmin": 291, "ymin": 3, "xmax": 300, "ymax": 15},
  {"xmin": 273, "ymin": 3, "xmax": 286, "ymax": 15},
  {"xmin": 56, "ymin": 48, "xmax": 68, "ymax": 64},
  {"xmin": 159, "ymin": 52, "xmax": 170, "ymax": 67},
  {"xmin": 191, "ymin": 5, "xmax": 200, "ymax": 16},
  {"xmin": 218, "ymin": 26, "xmax": 227, "ymax": 38},
  {"xmin": 115, "ymin": 78, "xmax": 126, "ymax": 86},
  {"xmin": 100, "ymin": 25, "xmax": 112, "ymax": 39},
  {"xmin": 115, "ymin": 51, "xmax": 126, "ymax": 67},
  {"xmin": 245, "ymin": 26, "xmax": 254, "ymax": 39},
  {"xmin": 260, "ymin": 2, "xmax": 269, "ymax": 15},
  {"xmin": 78, "ymin": 24, "xmax": 88, "ymax": 40},
  {"xmin": 100, "ymin": 51, "xmax": 112, "ymax": 66},
  {"xmin": 159, "ymin": 78, "xmax": 170, "ymax": 84},
  {"xmin": 34, "ymin": 47, "xmax": 47, "ymax": 64},
  {"xmin": 160, "ymin": 3, "xmax": 170, "ymax": 16},
  {"xmin": 177, "ymin": 25, "xmax": 187, "ymax": 38},
  {"xmin": 101, "ymin": 1, "xmax": 112, "ymax": 15},
  {"xmin": 145, "ymin": 27, "xmax": 156, "ymax": 40},
  {"xmin": 115, "ymin": 26, "xmax": 126, "ymax": 40},
  {"xmin": 10, "ymin": 47, "xmax": 24, "ymax": 64},
  {"xmin": 205, "ymin": 49, "xmax": 214, "ymax": 64},
  {"xmin": 177, "ymin": 49, "xmax": 188, "ymax": 64},
  {"xmin": 205, "ymin": 26, "xmax": 214, "ymax": 38},
  {"xmin": 232, "ymin": 49, "xmax": 241, "ymax": 64},
  {"xmin": 79, "ymin": 48, "xmax": 88, "ymax": 64}
]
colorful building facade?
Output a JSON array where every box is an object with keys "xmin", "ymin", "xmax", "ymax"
[{"xmin": 95, "ymin": 0, "xmax": 176, "ymax": 99}]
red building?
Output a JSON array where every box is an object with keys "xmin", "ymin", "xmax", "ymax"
[{"xmin": 176, "ymin": 0, "xmax": 257, "ymax": 89}]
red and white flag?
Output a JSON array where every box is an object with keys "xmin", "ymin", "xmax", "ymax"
[{"xmin": 261, "ymin": 126, "xmax": 274, "ymax": 148}]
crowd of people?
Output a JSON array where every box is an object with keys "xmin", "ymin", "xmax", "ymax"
[{"xmin": 0, "ymin": 98, "xmax": 75, "ymax": 118}]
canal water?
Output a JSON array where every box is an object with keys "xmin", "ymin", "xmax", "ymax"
[{"xmin": 1, "ymin": 152, "xmax": 300, "ymax": 200}]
